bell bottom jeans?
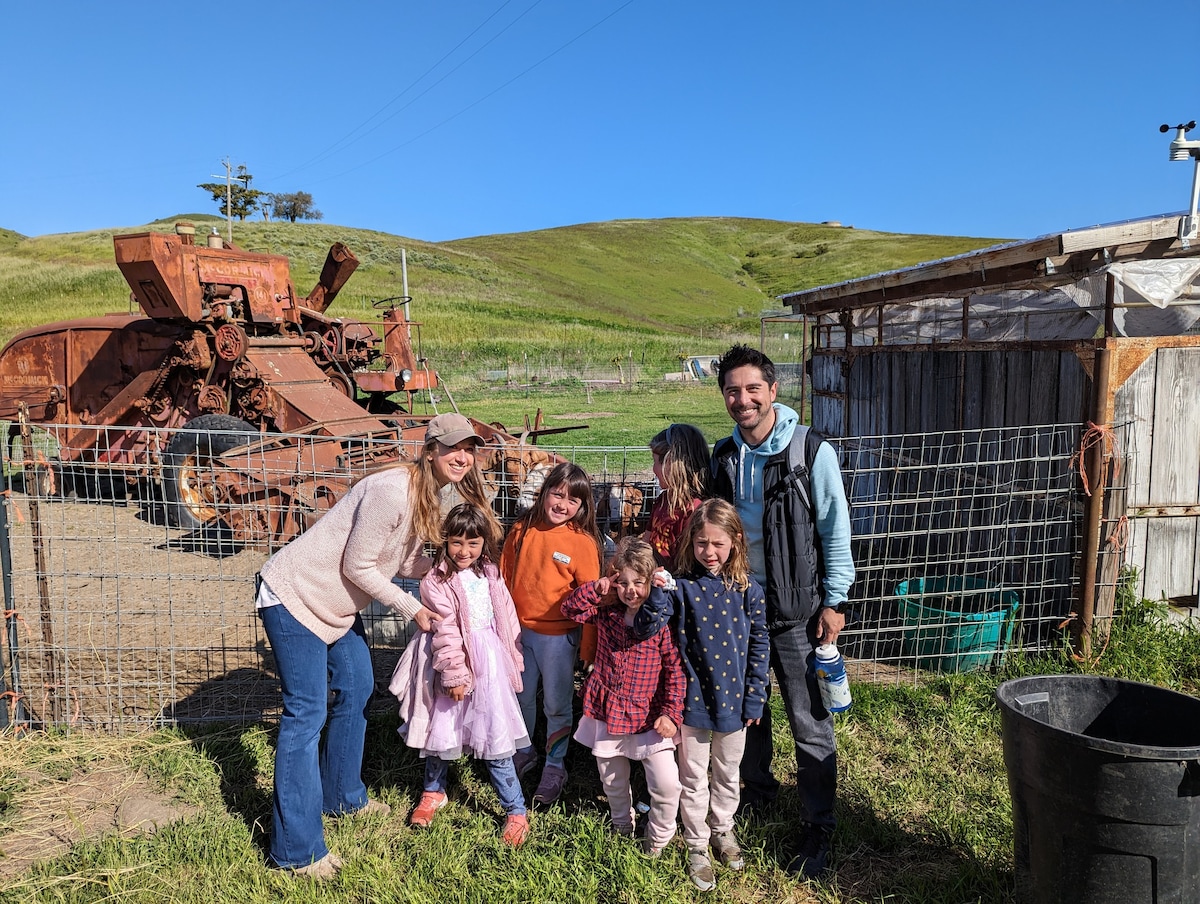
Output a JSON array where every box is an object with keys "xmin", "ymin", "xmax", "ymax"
[{"xmin": 260, "ymin": 603, "xmax": 374, "ymax": 868}]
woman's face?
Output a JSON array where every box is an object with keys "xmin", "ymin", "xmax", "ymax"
[{"xmin": 429, "ymin": 439, "xmax": 478, "ymax": 487}]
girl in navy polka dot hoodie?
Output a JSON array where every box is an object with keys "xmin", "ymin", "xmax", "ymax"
[{"xmin": 666, "ymin": 498, "xmax": 769, "ymax": 889}]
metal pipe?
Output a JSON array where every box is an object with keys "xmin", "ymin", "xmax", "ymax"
[{"xmin": 1075, "ymin": 274, "xmax": 1116, "ymax": 658}]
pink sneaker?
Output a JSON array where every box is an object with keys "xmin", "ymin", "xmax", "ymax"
[
  {"xmin": 409, "ymin": 791, "xmax": 447, "ymax": 828},
  {"xmin": 501, "ymin": 813, "xmax": 530, "ymax": 846}
]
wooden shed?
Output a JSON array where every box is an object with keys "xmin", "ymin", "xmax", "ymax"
[{"xmin": 778, "ymin": 215, "xmax": 1200, "ymax": 659}]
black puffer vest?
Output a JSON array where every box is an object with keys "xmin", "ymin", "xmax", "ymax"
[{"xmin": 711, "ymin": 427, "xmax": 825, "ymax": 631}]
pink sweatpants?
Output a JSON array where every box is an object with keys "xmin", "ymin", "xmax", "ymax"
[
  {"xmin": 677, "ymin": 724, "xmax": 747, "ymax": 851},
  {"xmin": 595, "ymin": 749, "xmax": 682, "ymax": 849}
]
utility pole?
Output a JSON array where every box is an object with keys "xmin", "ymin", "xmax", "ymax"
[{"xmin": 211, "ymin": 157, "xmax": 234, "ymax": 244}]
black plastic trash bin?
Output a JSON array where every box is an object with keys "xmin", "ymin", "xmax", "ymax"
[{"xmin": 997, "ymin": 675, "xmax": 1200, "ymax": 903}]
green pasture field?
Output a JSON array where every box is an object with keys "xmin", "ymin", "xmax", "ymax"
[
  {"xmin": 0, "ymin": 216, "xmax": 1000, "ymax": 381},
  {"xmin": 3, "ymin": 587, "xmax": 1197, "ymax": 903},
  {"xmin": 441, "ymin": 381, "xmax": 737, "ymax": 450}
]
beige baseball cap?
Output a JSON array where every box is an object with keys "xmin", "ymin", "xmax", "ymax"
[{"xmin": 425, "ymin": 413, "xmax": 485, "ymax": 446}]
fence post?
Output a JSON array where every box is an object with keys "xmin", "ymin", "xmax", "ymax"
[
  {"xmin": 17, "ymin": 405, "xmax": 59, "ymax": 723},
  {"xmin": 0, "ymin": 426, "xmax": 29, "ymax": 729}
]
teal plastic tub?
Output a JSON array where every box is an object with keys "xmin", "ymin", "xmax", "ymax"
[{"xmin": 895, "ymin": 576, "xmax": 1019, "ymax": 673}]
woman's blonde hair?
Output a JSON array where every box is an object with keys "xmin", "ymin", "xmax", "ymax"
[
  {"xmin": 676, "ymin": 498, "xmax": 750, "ymax": 590},
  {"xmin": 649, "ymin": 423, "xmax": 710, "ymax": 514},
  {"xmin": 364, "ymin": 438, "xmax": 495, "ymax": 546},
  {"xmin": 609, "ymin": 536, "xmax": 657, "ymax": 581}
]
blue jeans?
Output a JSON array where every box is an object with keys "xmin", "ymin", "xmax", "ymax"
[
  {"xmin": 425, "ymin": 756, "xmax": 526, "ymax": 815},
  {"xmin": 515, "ymin": 628, "xmax": 579, "ymax": 769},
  {"xmin": 260, "ymin": 604, "xmax": 374, "ymax": 868}
]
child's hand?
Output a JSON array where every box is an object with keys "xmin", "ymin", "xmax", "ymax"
[
  {"xmin": 654, "ymin": 716, "xmax": 677, "ymax": 739},
  {"xmin": 594, "ymin": 575, "xmax": 616, "ymax": 603},
  {"xmin": 745, "ymin": 717, "xmax": 761, "ymax": 726},
  {"xmin": 651, "ymin": 568, "xmax": 675, "ymax": 591},
  {"xmin": 412, "ymin": 607, "xmax": 442, "ymax": 632},
  {"xmin": 448, "ymin": 685, "xmax": 468, "ymax": 702}
]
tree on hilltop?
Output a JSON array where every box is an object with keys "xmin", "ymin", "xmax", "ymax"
[
  {"xmin": 267, "ymin": 191, "xmax": 324, "ymax": 223},
  {"xmin": 197, "ymin": 165, "xmax": 264, "ymax": 221}
]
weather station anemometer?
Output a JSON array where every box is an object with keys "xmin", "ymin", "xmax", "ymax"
[{"xmin": 1161, "ymin": 120, "xmax": 1200, "ymax": 242}]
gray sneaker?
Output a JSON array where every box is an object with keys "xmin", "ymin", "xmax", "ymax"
[
  {"xmin": 711, "ymin": 830, "xmax": 745, "ymax": 870},
  {"xmin": 532, "ymin": 764, "xmax": 568, "ymax": 807},
  {"xmin": 687, "ymin": 850, "xmax": 716, "ymax": 891},
  {"xmin": 512, "ymin": 748, "xmax": 538, "ymax": 780}
]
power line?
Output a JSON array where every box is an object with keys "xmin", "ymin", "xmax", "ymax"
[
  {"xmin": 311, "ymin": 0, "xmax": 638, "ymax": 186},
  {"xmin": 273, "ymin": 0, "xmax": 531, "ymax": 182}
]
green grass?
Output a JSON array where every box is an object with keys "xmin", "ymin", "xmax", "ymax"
[
  {"xmin": 0, "ymin": 216, "xmax": 1002, "ymax": 380},
  {"xmin": 5, "ymin": 589, "xmax": 1199, "ymax": 903}
]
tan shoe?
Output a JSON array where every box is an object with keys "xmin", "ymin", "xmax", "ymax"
[
  {"xmin": 292, "ymin": 852, "xmax": 342, "ymax": 881},
  {"xmin": 355, "ymin": 798, "xmax": 391, "ymax": 817},
  {"xmin": 711, "ymin": 830, "xmax": 745, "ymax": 870}
]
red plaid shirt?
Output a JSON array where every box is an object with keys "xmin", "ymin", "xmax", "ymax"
[{"xmin": 561, "ymin": 580, "xmax": 685, "ymax": 734}]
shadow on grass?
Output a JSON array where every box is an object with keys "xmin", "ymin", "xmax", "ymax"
[{"xmin": 796, "ymin": 795, "xmax": 1015, "ymax": 904}]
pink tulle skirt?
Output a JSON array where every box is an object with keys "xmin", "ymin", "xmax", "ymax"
[{"xmin": 416, "ymin": 624, "xmax": 529, "ymax": 761}]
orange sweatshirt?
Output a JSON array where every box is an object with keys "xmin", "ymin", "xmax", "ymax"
[{"xmin": 501, "ymin": 521, "xmax": 601, "ymax": 657}]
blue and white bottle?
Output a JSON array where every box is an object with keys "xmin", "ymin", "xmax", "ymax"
[{"xmin": 814, "ymin": 643, "xmax": 852, "ymax": 714}]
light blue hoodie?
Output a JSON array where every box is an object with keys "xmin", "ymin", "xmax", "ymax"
[{"xmin": 730, "ymin": 402, "xmax": 855, "ymax": 608}]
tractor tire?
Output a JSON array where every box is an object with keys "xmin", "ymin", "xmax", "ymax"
[{"xmin": 162, "ymin": 414, "xmax": 257, "ymax": 530}]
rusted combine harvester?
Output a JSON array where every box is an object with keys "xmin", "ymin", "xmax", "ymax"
[{"xmin": 0, "ymin": 224, "xmax": 558, "ymax": 547}]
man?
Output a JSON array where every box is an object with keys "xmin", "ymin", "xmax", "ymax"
[{"xmin": 710, "ymin": 343, "xmax": 855, "ymax": 879}]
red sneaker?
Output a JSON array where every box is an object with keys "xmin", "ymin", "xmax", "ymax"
[
  {"xmin": 502, "ymin": 813, "xmax": 530, "ymax": 846},
  {"xmin": 409, "ymin": 791, "xmax": 447, "ymax": 828}
]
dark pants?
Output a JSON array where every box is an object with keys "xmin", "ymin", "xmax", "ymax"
[{"xmin": 740, "ymin": 618, "xmax": 837, "ymax": 828}]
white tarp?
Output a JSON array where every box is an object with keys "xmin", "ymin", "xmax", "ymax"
[{"xmin": 834, "ymin": 260, "xmax": 1200, "ymax": 347}]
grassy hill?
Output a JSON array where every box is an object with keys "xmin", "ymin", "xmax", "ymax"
[{"xmin": 0, "ymin": 215, "xmax": 1002, "ymax": 378}]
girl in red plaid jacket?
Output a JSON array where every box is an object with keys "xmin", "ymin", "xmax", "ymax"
[{"xmin": 561, "ymin": 537, "xmax": 686, "ymax": 856}]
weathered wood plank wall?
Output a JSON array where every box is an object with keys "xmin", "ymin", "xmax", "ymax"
[{"xmin": 1115, "ymin": 346, "xmax": 1200, "ymax": 602}]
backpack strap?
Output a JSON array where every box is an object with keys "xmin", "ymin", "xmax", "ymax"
[{"xmin": 782, "ymin": 425, "xmax": 822, "ymax": 517}]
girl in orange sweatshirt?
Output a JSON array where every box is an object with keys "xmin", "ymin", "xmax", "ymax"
[{"xmin": 500, "ymin": 462, "xmax": 603, "ymax": 806}]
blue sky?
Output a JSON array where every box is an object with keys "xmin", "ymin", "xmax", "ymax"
[{"xmin": 3, "ymin": 1, "xmax": 1197, "ymax": 243}]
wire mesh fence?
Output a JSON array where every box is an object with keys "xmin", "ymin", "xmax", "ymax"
[{"xmin": 0, "ymin": 421, "xmax": 1094, "ymax": 730}]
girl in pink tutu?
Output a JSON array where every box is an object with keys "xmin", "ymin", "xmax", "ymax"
[
  {"xmin": 561, "ymin": 536, "xmax": 685, "ymax": 856},
  {"xmin": 390, "ymin": 503, "xmax": 531, "ymax": 845}
]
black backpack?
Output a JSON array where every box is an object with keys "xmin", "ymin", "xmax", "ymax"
[{"xmin": 713, "ymin": 424, "xmax": 824, "ymax": 516}]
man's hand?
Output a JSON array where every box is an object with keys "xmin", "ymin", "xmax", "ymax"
[
  {"xmin": 816, "ymin": 606, "xmax": 845, "ymax": 645},
  {"xmin": 412, "ymin": 607, "xmax": 441, "ymax": 632}
]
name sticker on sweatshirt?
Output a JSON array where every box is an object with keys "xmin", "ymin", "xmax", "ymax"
[{"xmin": 552, "ymin": 551, "xmax": 572, "ymax": 565}]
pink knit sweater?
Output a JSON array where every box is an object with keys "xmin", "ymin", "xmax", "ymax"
[{"xmin": 259, "ymin": 466, "xmax": 432, "ymax": 644}]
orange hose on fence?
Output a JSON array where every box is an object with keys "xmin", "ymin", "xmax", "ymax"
[
  {"xmin": 1069, "ymin": 421, "xmax": 1121, "ymax": 497},
  {"xmin": 0, "ymin": 489, "xmax": 25, "ymax": 524}
]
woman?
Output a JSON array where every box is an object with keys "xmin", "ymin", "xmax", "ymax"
[{"xmin": 256, "ymin": 413, "xmax": 496, "ymax": 879}]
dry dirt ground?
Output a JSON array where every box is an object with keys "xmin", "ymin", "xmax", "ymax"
[{"xmin": 0, "ymin": 753, "xmax": 197, "ymax": 881}]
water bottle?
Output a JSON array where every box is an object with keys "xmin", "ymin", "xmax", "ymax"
[{"xmin": 814, "ymin": 643, "xmax": 852, "ymax": 714}]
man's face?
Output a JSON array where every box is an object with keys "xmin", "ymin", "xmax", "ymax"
[{"xmin": 721, "ymin": 364, "xmax": 778, "ymax": 442}]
